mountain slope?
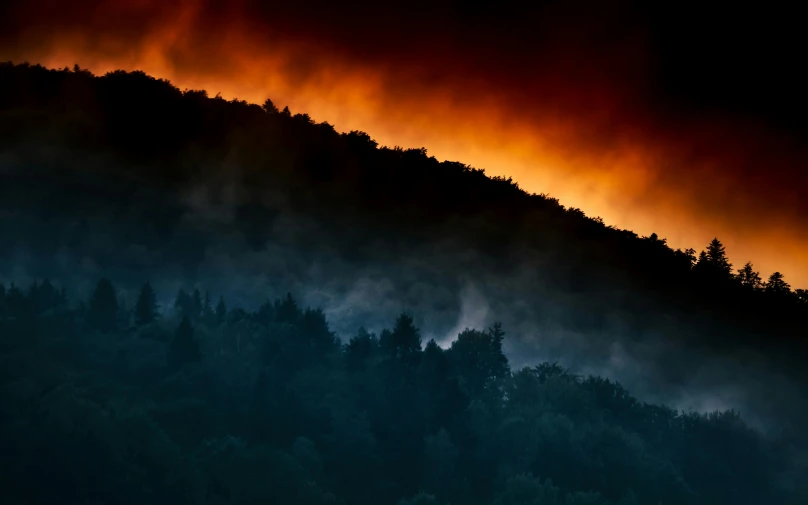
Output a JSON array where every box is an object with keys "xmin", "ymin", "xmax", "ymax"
[{"xmin": 0, "ymin": 61, "xmax": 806, "ymax": 435}]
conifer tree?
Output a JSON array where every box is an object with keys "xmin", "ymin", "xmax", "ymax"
[
  {"xmin": 262, "ymin": 97, "xmax": 279, "ymax": 113},
  {"xmin": 134, "ymin": 281, "xmax": 158, "ymax": 326},
  {"xmin": 765, "ymin": 271, "xmax": 791, "ymax": 295},
  {"xmin": 215, "ymin": 296, "xmax": 227, "ymax": 325},
  {"xmin": 4, "ymin": 283, "xmax": 26, "ymax": 318},
  {"xmin": 384, "ymin": 313, "xmax": 422, "ymax": 361},
  {"xmin": 276, "ymin": 293, "xmax": 300, "ymax": 324},
  {"xmin": 32, "ymin": 279, "xmax": 56, "ymax": 314},
  {"xmin": 191, "ymin": 288, "xmax": 203, "ymax": 320},
  {"xmin": 736, "ymin": 262, "xmax": 763, "ymax": 289},
  {"xmin": 705, "ymin": 237, "xmax": 732, "ymax": 276},
  {"xmin": 202, "ymin": 291, "xmax": 214, "ymax": 323}
]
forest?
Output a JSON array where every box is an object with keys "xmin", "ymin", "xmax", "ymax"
[
  {"xmin": 0, "ymin": 278, "xmax": 803, "ymax": 504},
  {"xmin": 0, "ymin": 61, "xmax": 807, "ymax": 503}
]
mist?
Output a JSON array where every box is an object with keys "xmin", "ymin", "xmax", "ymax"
[{"xmin": 1, "ymin": 142, "xmax": 804, "ymax": 441}]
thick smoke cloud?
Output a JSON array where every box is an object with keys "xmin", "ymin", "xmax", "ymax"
[{"xmin": 0, "ymin": 0, "xmax": 807, "ymax": 286}]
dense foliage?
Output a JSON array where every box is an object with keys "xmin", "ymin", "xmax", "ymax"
[
  {"xmin": 1, "ymin": 62, "xmax": 804, "ymax": 353},
  {"xmin": 1, "ymin": 62, "xmax": 807, "ymax": 503},
  {"xmin": 1, "ymin": 279, "xmax": 802, "ymax": 504}
]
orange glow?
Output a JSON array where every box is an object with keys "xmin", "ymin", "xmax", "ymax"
[{"xmin": 1, "ymin": 0, "xmax": 806, "ymax": 287}]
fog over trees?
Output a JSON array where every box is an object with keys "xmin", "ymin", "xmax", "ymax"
[
  {"xmin": 1, "ymin": 62, "xmax": 807, "ymax": 503},
  {"xmin": 1, "ymin": 279, "xmax": 804, "ymax": 504}
]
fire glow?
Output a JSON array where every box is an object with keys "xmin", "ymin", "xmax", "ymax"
[{"xmin": 2, "ymin": 0, "xmax": 806, "ymax": 286}]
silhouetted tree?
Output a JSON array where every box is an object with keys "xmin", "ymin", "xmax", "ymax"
[
  {"xmin": 737, "ymin": 262, "xmax": 763, "ymax": 289},
  {"xmin": 765, "ymin": 271, "xmax": 791, "ymax": 295},
  {"xmin": 449, "ymin": 324, "xmax": 509, "ymax": 397},
  {"xmin": 202, "ymin": 291, "xmax": 214, "ymax": 323},
  {"xmin": 3, "ymin": 283, "xmax": 27, "ymax": 318},
  {"xmin": 262, "ymin": 98, "xmax": 279, "ymax": 114},
  {"xmin": 168, "ymin": 316, "xmax": 201, "ymax": 369},
  {"xmin": 215, "ymin": 296, "xmax": 227, "ymax": 325},
  {"xmin": 0, "ymin": 63, "xmax": 805, "ymax": 505},
  {"xmin": 684, "ymin": 247, "xmax": 697, "ymax": 267},
  {"xmin": 134, "ymin": 281, "xmax": 158, "ymax": 326},
  {"xmin": 0, "ymin": 272, "xmax": 800, "ymax": 505},
  {"xmin": 87, "ymin": 278, "xmax": 118, "ymax": 333},
  {"xmin": 191, "ymin": 288, "xmax": 203, "ymax": 320},
  {"xmin": 275, "ymin": 293, "xmax": 300, "ymax": 324},
  {"xmin": 345, "ymin": 327, "xmax": 378, "ymax": 370},
  {"xmin": 29, "ymin": 279, "xmax": 58, "ymax": 314},
  {"xmin": 381, "ymin": 313, "xmax": 422, "ymax": 361},
  {"xmin": 705, "ymin": 237, "xmax": 733, "ymax": 276}
]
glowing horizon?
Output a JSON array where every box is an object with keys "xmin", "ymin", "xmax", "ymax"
[{"xmin": 2, "ymin": 0, "xmax": 806, "ymax": 287}]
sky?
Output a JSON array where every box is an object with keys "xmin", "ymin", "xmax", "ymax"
[{"xmin": 1, "ymin": 0, "xmax": 806, "ymax": 287}]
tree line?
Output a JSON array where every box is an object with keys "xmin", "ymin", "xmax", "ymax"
[
  {"xmin": 0, "ymin": 277, "xmax": 803, "ymax": 505},
  {"xmin": 0, "ymin": 61, "xmax": 805, "ymax": 355}
]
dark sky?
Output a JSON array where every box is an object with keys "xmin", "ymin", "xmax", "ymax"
[{"xmin": 1, "ymin": 0, "xmax": 806, "ymax": 285}]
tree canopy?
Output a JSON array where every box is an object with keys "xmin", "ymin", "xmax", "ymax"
[
  {"xmin": 0, "ymin": 62, "xmax": 807, "ymax": 505},
  {"xmin": 0, "ymin": 277, "xmax": 804, "ymax": 505}
]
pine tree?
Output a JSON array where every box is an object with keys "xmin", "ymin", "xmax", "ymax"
[
  {"xmin": 191, "ymin": 288, "xmax": 203, "ymax": 320},
  {"xmin": 345, "ymin": 327, "xmax": 379, "ymax": 370},
  {"xmin": 168, "ymin": 316, "xmax": 201, "ymax": 369},
  {"xmin": 4, "ymin": 283, "xmax": 26, "ymax": 318},
  {"xmin": 736, "ymin": 262, "xmax": 763, "ymax": 289},
  {"xmin": 31, "ymin": 279, "xmax": 56, "ymax": 314},
  {"xmin": 202, "ymin": 291, "xmax": 214, "ymax": 323},
  {"xmin": 765, "ymin": 271, "xmax": 791, "ymax": 295},
  {"xmin": 705, "ymin": 237, "xmax": 733, "ymax": 276},
  {"xmin": 384, "ymin": 313, "xmax": 422, "ymax": 361},
  {"xmin": 450, "ymin": 325, "xmax": 509, "ymax": 396},
  {"xmin": 262, "ymin": 97, "xmax": 279, "ymax": 114},
  {"xmin": 488, "ymin": 322, "xmax": 510, "ymax": 378},
  {"xmin": 135, "ymin": 281, "xmax": 158, "ymax": 326},
  {"xmin": 683, "ymin": 248, "xmax": 697, "ymax": 268},
  {"xmin": 87, "ymin": 278, "xmax": 119, "ymax": 333},
  {"xmin": 215, "ymin": 296, "xmax": 227, "ymax": 325},
  {"xmin": 276, "ymin": 293, "xmax": 300, "ymax": 324}
]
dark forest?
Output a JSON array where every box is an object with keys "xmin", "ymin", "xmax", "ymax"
[{"xmin": 1, "ymin": 62, "xmax": 807, "ymax": 504}]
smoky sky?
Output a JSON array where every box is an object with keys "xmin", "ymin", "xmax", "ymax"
[{"xmin": 1, "ymin": 0, "xmax": 807, "ymax": 286}]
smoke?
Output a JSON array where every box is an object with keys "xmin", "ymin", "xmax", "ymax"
[
  {"xmin": 1, "ymin": 114, "xmax": 806, "ymax": 444},
  {"xmin": 1, "ymin": 0, "xmax": 807, "ymax": 285},
  {"xmin": 436, "ymin": 282, "xmax": 492, "ymax": 348}
]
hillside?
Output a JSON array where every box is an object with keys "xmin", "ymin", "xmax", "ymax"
[
  {"xmin": 1, "ymin": 279, "xmax": 804, "ymax": 505},
  {"xmin": 0, "ymin": 61, "xmax": 806, "ymax": 434}
]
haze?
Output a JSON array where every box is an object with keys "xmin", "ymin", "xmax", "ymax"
[{"xmin": 1, "ymin": 0, "xmax": 805, "ymax": 287}]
